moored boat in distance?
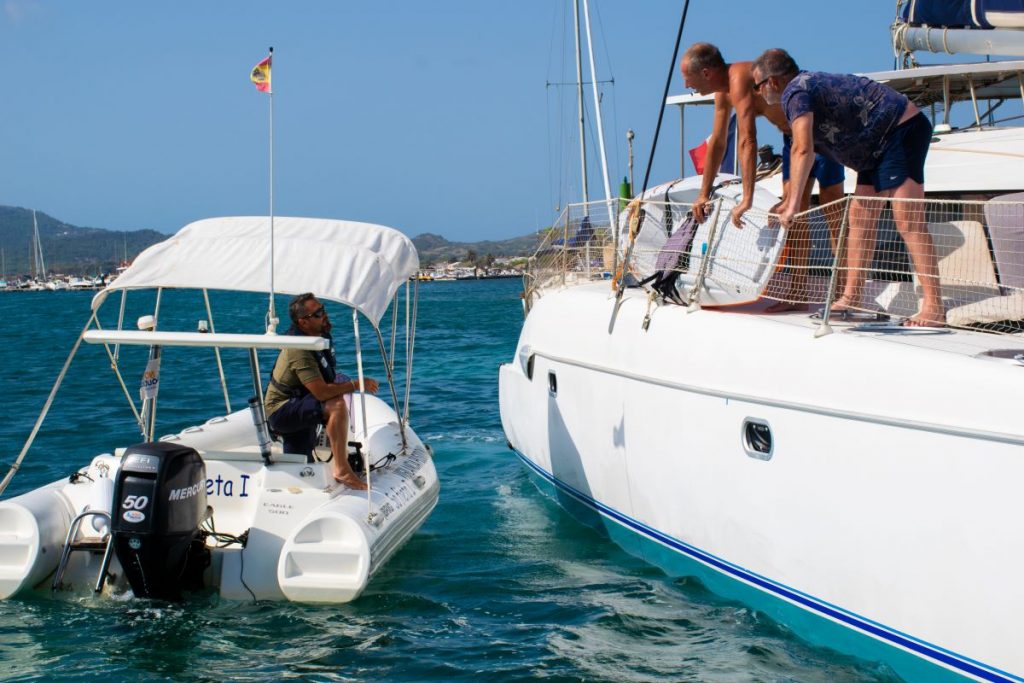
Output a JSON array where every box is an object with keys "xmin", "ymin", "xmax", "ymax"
[
  {"xmin": 501, "ymin": 3, "xmax": 1024, "ymax": 681},
  {"xmin": 0, "ymin": 216, "xmax": 439, "ymax": 603}
]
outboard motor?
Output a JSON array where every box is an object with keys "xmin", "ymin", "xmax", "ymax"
[{"xmin": 111, "ymin": 442, "xmax": 208, "ymax": 600}]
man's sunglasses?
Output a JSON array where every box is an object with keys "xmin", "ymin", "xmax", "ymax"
[
  {"xmin": 753, "ymin": 76, "xmax": 770, "ymax": 92},
  {"xmin": 302, "ymin": 305, "xmax": 327, "ymax": 320}
]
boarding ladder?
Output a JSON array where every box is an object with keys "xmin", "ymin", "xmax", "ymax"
[{"xmin": 51, "ymin": 510, "xmax": 116, "ymax": 593}]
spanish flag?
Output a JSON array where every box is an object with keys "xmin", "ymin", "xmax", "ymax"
[{"xmin": 250, "ymin": 53, "xmax": 271, "ymax": 93}]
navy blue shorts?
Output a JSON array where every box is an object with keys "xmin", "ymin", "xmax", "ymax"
[
  {"xmin": 782, "ymin": 135, "xmax": 845, "ymax": 188},
  {"xmin": 856, "ymin": 112, "xmax": 932, "ymax": 192},
  {"xmin": 267, "ymin": 393, "xmax": 323, "ymax": 457}
]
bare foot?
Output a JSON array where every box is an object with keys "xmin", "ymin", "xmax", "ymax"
[
  {"xmin": 765, "ymin": 301, "xmax": 809, "ymax": 313},
  {"xmin": 905, "ymin": 307, "xmax": 946, "ymax": 327},
  {"xmin": 829, "ymin": 296, "xmax": 856, "ymax": 313},
  {"xmin": 334, "ymin": 472, "xmax": 368, "ymax": 490}
]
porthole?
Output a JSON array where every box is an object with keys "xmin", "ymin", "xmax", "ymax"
[
  {"xmin": 548, "ymin": 371, "xmax": 557, "ymax": 396},
  {"xmin": 742, "ymin": 418, "xmax": 773, "ymax": 460}
]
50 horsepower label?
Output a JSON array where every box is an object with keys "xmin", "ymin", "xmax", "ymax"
[
  {"xmin": 118, "ymin": 477, "xmax": 156, "ymax": 531},
  {"xmin": 121, "ymin": 493, "xmax": 149, "ymax": 523}
]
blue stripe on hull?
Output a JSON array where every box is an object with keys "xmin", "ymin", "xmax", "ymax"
[{"xmin": 511, "ymin": 448, "xmax": 1019, "ymax": 683}]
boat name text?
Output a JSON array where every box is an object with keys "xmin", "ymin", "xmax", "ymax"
[{"xmin": 207, "ymin": 473, "xmax": 251, "ymax": 498}]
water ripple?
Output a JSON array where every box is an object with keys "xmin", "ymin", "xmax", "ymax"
[{"xmin": 0, "ymin": 283, "xmax": 895, "ymax": 681}]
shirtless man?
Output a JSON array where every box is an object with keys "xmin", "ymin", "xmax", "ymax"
[{"xmin": 681, "ymin": 43, "xmax": 845, "ymax": 311}]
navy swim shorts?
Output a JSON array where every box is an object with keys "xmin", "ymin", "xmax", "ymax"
[
  {"xmin": 782, "ymin": 135, "xmax": 846, "ymax": 188},
  {"xmin": 267, "ymin": 392, "xmax": 323, "ymax": 457},
  {"xmin": 856, "ymin": 112, "xmax": 933, "ymax": 192}
]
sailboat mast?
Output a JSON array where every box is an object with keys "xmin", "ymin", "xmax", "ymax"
[
  {"xmin": 581, "ymin": 0, "xmax": 615, "ymax": 227},
  {"xmin": 33, "ymin": 211, "xmax": 46, "ymax": 279},
  {"xmin": 572, "ymin": 0, "xmax": 589, "ymax": 206}
]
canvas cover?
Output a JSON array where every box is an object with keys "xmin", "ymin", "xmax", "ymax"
[
  {"xmin": 902, "ymin": 0, "xmax": 1024, "ymax": 28},
  {"xmin": 93, "ymin": 216, "xmax": 419, "ymax": 327},
  {"xmin": 986, "ymin": 192, "xmax": 1024, "ymax": 289}
]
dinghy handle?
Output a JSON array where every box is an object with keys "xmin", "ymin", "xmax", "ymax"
[{"xmin": 52, "ymin": 510, "xmax": 115, "ymax": 594}]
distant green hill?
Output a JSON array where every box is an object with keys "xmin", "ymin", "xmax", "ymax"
[
  {"xmin": 0, "ymin": 205, "xmax": 544, "ymax": 276},
  {"xmin": 411, "ymin": 231, "xmax": 543, "ymax": 266},
  {"xmin": 0, "ymin": 206, "xmax": 165, "ymax": 277}
]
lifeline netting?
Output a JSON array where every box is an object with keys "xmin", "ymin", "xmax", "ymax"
[{"xmin": 526, "ymin": 194, "xmax": 1024, "ymax": 334}]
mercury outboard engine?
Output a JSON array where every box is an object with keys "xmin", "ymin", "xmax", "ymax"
[{"xmin": 111, "ymin": 442, "xmax": 209, "ymax": 600}]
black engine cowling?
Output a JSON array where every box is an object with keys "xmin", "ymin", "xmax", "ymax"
[{"xmin": 111, "ymin": 442, "xmax": 209, "ymax": 600}]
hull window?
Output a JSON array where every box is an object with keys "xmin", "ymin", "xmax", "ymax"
[
  {"xmin": 548, "ymin": 372, "xmax": 557, "ymax": 396},
  {"xmin": 742, "ymin": 419, "xmax": 773, "ymax": 460}
]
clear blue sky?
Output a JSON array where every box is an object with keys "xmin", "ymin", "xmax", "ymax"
[{"xmin": 0, "ymin": 1, "xmax": 976, "ymax": 241}]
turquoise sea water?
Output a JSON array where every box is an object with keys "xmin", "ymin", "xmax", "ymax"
[{"xmin": 0, "ymin": 280, "xmax": 897, "ymax": 682}]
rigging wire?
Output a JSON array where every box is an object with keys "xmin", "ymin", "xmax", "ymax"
[
  {"xmin": 552, "ymin": 78, "xmax": 617, "ymax": 213},
  {"xmin": 611, "ymin": 86, "xmax": 623, "ymax": 184},
  {"xmin": 558, "ymin": 0, "xmax": 572, "ymax": 212},
  {"xmin": 546, "ymin": 85, "xmax": 555, "ymax": 213},
  {"xmin": 639, "ymin": 0, "xmax": 690, "ymax": 199},
  {"xmin": 582, "ymin": 91, "xmax": 596, "ymax": 187},
  {"xmin": 546, "ymin": 0, "xmax": 623, "ymax": 215},
  {"xmin": 591, "ymin": 0, "xmax": 623, "ymax": 181},
  {"xmin": 402, "ymin": 279, "xmax": 418, "ymax": 426},
  {"xmin": 545, "ymin": 0, "xmax": 563, "ymax": 215},
  {"xmin": 614, "ymin": 0, "xmax": 692, "ymax": 298},
  {"xmin": 549, "ymin": 0, "xmax": 600, "ymax": 214},
  {"xmin": 0, "ymin": 314, "xmax": 97, "ymax": 496},
  {"xmin": 547, "ymin": 79, "xmax": 614, "ymax": 86},
  {"xmin": 565, "ymin": 0, "xmax": 574, "ymax": 212}
]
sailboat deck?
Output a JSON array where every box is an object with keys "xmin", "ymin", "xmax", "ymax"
[{"xmin": 737, "ymin": 303, "xmax": 1024, "ymax": 361}]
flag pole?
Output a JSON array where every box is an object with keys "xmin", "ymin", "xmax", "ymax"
[{"xmin": 266, "ymin": 46, "xmax": 278, "ymax": 334}]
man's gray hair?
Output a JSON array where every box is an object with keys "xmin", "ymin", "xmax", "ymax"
[
  {"xmin": 289, "ymin": 292, "xmax": 317, "ymax": 325},
  {"xmin": 753, "ymin": 48, "xmax": 799, "ymax": 78},
  {"xmin": 684, "ymin": 42, "xmax": 725, "ymax": 72}
]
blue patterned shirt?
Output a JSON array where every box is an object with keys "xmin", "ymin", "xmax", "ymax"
[{"xmin": 781, "ymin": 71, "xmax": 908, "ymax": 172}]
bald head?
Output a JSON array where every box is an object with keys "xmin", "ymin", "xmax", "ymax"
[{"xmin": 682, "ymin": 42, "xmax": 726, "ymax": 74}]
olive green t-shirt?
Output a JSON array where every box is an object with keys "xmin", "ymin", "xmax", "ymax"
[{"xmin": 264, "ymin": 347, "xmax": 324, "ymax": 418}]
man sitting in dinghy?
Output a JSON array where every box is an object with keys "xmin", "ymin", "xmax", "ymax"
[
  {"xmin": 681, "ymin": 42, "xmax": 845, "ymax": 312},
  {"xmin": 264, "ymin": 293, "xmax": 379, "ymax": 489},
  {"xmin": 753, "ymin": 48, "xmax": 945, "ymax": 326}
]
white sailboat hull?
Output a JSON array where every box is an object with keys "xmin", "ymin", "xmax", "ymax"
[{"xmin": 499, "ymin": 282, "xmax": 1024, "ymax": 681}]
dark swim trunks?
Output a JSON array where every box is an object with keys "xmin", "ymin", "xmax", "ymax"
[
  {"xmin": 782, "ymin": 135, "xmax": 846, "ymax": 187},
  {"xmin": 267, "ymin": 393, "xmax": 323, "ymax": 457},
  {"xmin": 856, "ymin": 112, "xmax": 933, "ymax": 192}
]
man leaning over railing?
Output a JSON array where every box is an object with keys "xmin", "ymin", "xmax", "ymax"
[{"xmin": 753, "ymin": 48, "xmax": 945, "ymax": 326}]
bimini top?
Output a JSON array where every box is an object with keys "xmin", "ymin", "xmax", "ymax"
[{"xmin": 92, "ymin": 216, "xmax": 419, "ymax": 326}]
